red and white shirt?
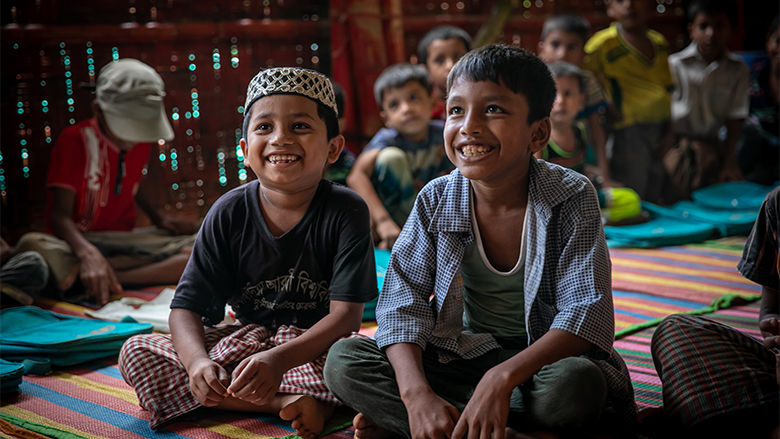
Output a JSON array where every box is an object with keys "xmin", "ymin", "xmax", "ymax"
[{"xmin": 47, "ymin": 118, "xmax": 151, "ymax": 232}]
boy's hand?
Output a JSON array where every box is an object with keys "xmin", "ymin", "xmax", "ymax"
[
  {"xmin": 760, "ymin": 316, "xmax": 780, "ymax": 349},
  {"xmin": 375, "ymin": 218, "xmax": 401, "ymax": 250},
  {"xmin": 78, "ymin": 247, "xmax": 123, "ymax": 305},
  {"xmin": 228, "ymin": 350, "xmax": 285, "ymax": 405},
  {"xmin": 187, "ymin": 357, "xmax": 230, "ymax": 407},
  {"xmin": 452, "ymin": 368, "xmax": 513, "ymax": 439},
  {"xmin": 404, "ymin": 388, "xmax": 460, "ymax": 439}
]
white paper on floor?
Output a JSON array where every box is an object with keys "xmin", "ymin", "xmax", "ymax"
[{"xmin": 85, "ymin": 288, "xmax": 234, "ymax": 332}]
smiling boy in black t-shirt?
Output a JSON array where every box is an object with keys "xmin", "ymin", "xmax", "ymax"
[{"xmin": 119, "ymin": 67, "xmax": 377, "ymax": 439}]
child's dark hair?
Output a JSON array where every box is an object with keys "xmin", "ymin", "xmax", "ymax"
[
  {"xmin": 373, "ymin": 63, "xmax": 430, "ymax": 109},
  {"xmin": 687, "ymin": 0, "xmax": 738, "ymax": 26},
  {"xmin": 417, "ymin": 25, "xmax": 472, "ymax": 64},
  {"xmin": 547, "ymin": 61, "xmax": 586, "ymax": 93},
  {"xmin": 332, "ymin": 81, "xmax": 345, "ymax": 118},
  {"xmin": 243, "ymin": 99, "xmax": 340, "ymax": 140},
  {"xmin": 448, "ymin": 44, "xmax": 556, "ymax": 123},
  {"xmin": 541, "ymin": 14, "xmax": 590, "ymax": 43}
]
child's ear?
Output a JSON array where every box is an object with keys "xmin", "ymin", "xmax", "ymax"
[
  {"xmin": 379, "ymin": 110, "xmax": 388, "ymax": 124},
  {"xmin": 239, "ymin": 138, "xmax": 251, "ymax": 166},
  {"xmin": 326, "ymin": 134, "xmax": 345, "ymax": 164},
  {"xmin": 529, "ymin": 117, "xmax": 551, "ymax": 154}
]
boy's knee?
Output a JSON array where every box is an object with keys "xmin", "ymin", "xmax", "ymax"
[
  {"xmin": 14, "ymin": 232, "xmax": 56, "ymax": 254},
  {"xmin": 530, "ymin": 356, "xmax": 607, "ymax": 428},
  {"xmin": 324, "ymin": 337, "xmax": 366, "ymax": 388},
  {"xmin": 652, "ymin": 314, "xmax": 703, "ymax": 351},
  {"xmin": 375, "ymin": 147, "xmax": 409, "ymax": 174}
]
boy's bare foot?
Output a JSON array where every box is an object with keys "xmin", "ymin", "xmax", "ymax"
[
  {"xmin": 353, "ymin": 412, "xmax": 393, "ymax": 439},
  {"xmin": 278, "ymin": 394, "xmax": 334, "ymax": 439}
]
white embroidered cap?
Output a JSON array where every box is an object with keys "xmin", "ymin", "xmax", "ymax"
[{"xmin": 244, "ymin": 67, "xmax": 337, "ymax": 118}]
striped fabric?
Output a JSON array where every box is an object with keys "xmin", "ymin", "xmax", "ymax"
[
  {"xmin": 610, "ymin": 239, "xmax": 761, "ymax": 304},
  {"xmin": 615, "ymin": 303, "xmax": 766, "ymax": 411},
  {"xmin": 119, "ymin": 324, "xmax": 348, "ymax": 429},
  {"xmin": 650, "ymin": 313, "xmax": 777, "ymax": 427}
]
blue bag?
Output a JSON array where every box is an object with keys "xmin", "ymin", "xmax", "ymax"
[
  {"xmin": 691, "ymin": 181, "xmax": 777, "ymax": 210},
  {"xmin": 0, "ymin": 359, "xmax": 24, "ymax": 393},
  {"xmin": 605, "ymin": 203, "xmax": 718, "ymax": 248},
  {"xmin": 362, "ymin": 248, "xmax": 391, "ymax": 321},
  {"xmin": 0, "ymin": 307, "xmax": 153, "ymax": 372},
  {"xmin": 667, "ymin": 200, "xmax": 759, "ymax": 236}
]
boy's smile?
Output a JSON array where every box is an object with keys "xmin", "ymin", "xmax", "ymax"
[
  {"xmin": 381, "ymin": 81, "xmax": 434, "ymax": 142},
  {"xmin": 242, "ymin": 94, "xmax": 342, "ymax": 193},
  {"xmin": 444, "ymin": 79, "xmax": 549, "ymax": 185}
]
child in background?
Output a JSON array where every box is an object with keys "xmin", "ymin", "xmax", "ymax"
[
  {"xmin": 324, "ymin": 81, "xmax": 356, "ymax": 185},
  {"xmin": 538, "ymin": 13, "xmax": 616, "ymax": 187},
  {"xmin": 537, "ymin": 62, "xmax": 641, "ymax": 225},
  {"xmin": 347, "ymin": 64, "xmax": 452, "ymax": 249},
  {"xmin": 739, "ymin": 17, "xmax": 779, "ymax": 185},
  {"xmin": 585, "ymin": 0, "xmax": 680, "ymax": 204},
  {"xmin": 417, "ymin": 25, "xmax": 472, "ymax": 119},
  {"xmin": 15, "ymin": 59, "xmax": 197, "ymax": 306},
  {"xmin": 0, "ymin": 237, "xmax": 49, "ymax": 307},
  {"xmin": 326, "ymin": 45, "xmax": 635, "ymax": 439},
  {"xmin": 119, "ymin": 68, "xmax": 377, "ymax": 438},
  {"xmin": 664, "ymin": 0, "xmax": 749, "ymax": 197}
]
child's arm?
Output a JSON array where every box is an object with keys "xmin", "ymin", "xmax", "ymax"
[
  {"xmin": 227, "ymin": 300, "xmax": 364, "ymax": 404},
  {"xmin": 169, "ymin": 307, "xmax": 230, "ymax": 406},
  {"xmin": 760, "ymin": 286, "xmax": 780, "ymax": 349},
  {"xmin": 385, "ymin": 343, "xmax": 460, "ymax": 438},
  {"xmin": 50, "ymin": 187, "xmax": 122, "ymax": 304},
  {"xmin": 453, "ymin": 329, "xmax": 592, "ymax": 439},
  {"xmin": 719, "ymin": 118, "xmax": 745, "ymax": 182},
  {"xmin": 347, "ymin": 148, "xmax": 401, "ymax": 249},
  {"xmin": 587, "ymin": 112, "xmax": 617, "ymax": 187}
]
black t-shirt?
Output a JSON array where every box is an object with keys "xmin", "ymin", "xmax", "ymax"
[{"xmin": 171, "ymin": 179, "xmax": 377, "ymax": 329}]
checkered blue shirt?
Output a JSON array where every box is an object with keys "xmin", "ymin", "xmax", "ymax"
[{"xmin": 375, "ymin": 157, "xmax": 636, "ymax": 421}]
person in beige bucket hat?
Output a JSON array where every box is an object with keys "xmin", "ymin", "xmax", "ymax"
[
  {"xmin": 96, "ymin": 58, "xmax": 175, "ymax": 143},
  {"xmin": 10, "ymin": 58, "xmax": 197, "ymax": 306}
]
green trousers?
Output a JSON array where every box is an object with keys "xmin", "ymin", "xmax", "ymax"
[{"xmin": 324, "ymin": 337, "xmax": 607, "ymax": 438}]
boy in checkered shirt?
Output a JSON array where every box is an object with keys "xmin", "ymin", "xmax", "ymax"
[
  {"xmin": 119, "ymin": 67, "xmax": 377, "ymax": 438},
  {"xmin": 325, "ymin": 45, "xmax": 634, "ymax": 438}
]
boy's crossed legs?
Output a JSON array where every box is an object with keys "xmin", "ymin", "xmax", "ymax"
[
  {"xmin": 120, "ymin": 324, "xmax": 348, "ymax": 438},
  {"xmin": 324, "ymin": 337, "xmax": 608, "ymax": 438}
]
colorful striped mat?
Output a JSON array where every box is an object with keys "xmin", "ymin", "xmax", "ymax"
[
  {"xmin": 616, "ymin": 301, "xmax": 762, "ymax": 411},
  {"xmin": 0, "ymin": 237, "xmax": 763, "ymax": 437},
  {"xmin": 0, "ymin": 356, "xmax": 354, "ymax": 439},
  {"xmin": 610, "ymin": 237, "xmax": 761, "ymax": 305}
]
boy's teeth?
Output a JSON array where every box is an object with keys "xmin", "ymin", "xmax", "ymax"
[
  {"xmin": 461, "ymin": 145, "xmax": 491, "ymax": 157},
  {"xmin": 268, "ymin": 154, "xmax": 300, "ymax": 164}
]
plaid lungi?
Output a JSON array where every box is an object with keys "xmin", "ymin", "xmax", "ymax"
[
  {"xmin": 119, "ymin": 324, "xmax": 356, "ymax": 428},
  {"xmin": 651, "ymin": 314, "xmax": 778, "ymax": 427}
]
